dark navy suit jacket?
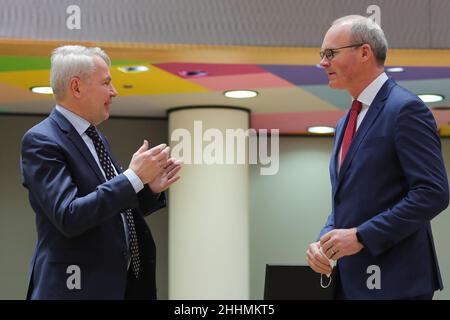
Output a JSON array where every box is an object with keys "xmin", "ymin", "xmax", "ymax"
[
  {"xmin": 319, "ymin": 78, "xmax": 449, "ymax": 299},
  {"xmin": 21, "ymin": 108, "xmax": 165, "ymax": 299}
]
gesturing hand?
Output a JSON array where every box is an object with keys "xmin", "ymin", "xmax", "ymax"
[
  {"xmin": 128, "ymin": 140, "xmax": 170, "ymax": 184},
  {"xmin": 148, "ymin": 157, "xmax": 182, "ymax": 193}
]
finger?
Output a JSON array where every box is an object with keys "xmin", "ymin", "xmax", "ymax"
[
  {"xmin": 147, "ymin": 143, "xmax": 167, "ymax": 155},
  {"xmin": 159, "ymin": 176, "xmax": 181, "ymax": 191},
  {"xmin": 166, "ymin": 166, "xmax": 182, "ymax": 179},
  {"xmin": 321, "ymin": 238, "xmax": 334, "ymax": 253},
  {"xmin": 154, "ymin": 147, "xmax": 170, "ymax": 162},
  {"xmin": 136, "ymin": 140, "xmax": 149, "ymax": 154},
  {"xmin": 317, "ymin": 245, "xmax": 333, "ymax": 265},
  {"xmin": 326, "ymin": 249, "xmax": 337, "ymax": 260},
  {"xmin": 165, "ymin": 158, "xmax": 181, "ymax": 170},
  {"xmin": 331, "ymin": 251, "xmax": 342, "ymax": 260},
  {"xmin": 163, "ymin": 158, "xmax": 175, "ymax": 169},
  {"xmin": 143, "ymin": 147, "xmax": 165, "ymax": 160},
  {"xmin": 164, "ymin": 163, "xmax": 177, "ymax": 173},
  {"xmin": 164, "ymin": 158, "xmax": 182, "ymax": 169},
  {"xmin": 323, "ymin": 244, "xmax": 337, "ymax": 259},
  {"xmin": 310, "ymin": 249, "xmax": 333, "ymax": 270},
  {"xmin": 166, "ymin": 175, "xmax": 181, "ymax": 186},
  {"xmin": 306, "ymin": 251, "xmax": 321, "ymax": 272},
  {"xmin": 307, "ymin": 254, "xmax": 332, "ymax": 274},
  {"xmin": 319, "ymin": 231, "xmax": 333, "ymax": 246}
]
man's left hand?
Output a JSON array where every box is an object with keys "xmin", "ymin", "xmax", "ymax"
[
  {"xmin": 319, "ymin": 228, "xmax": 364, "ymax": 260},
  {"xmin": 148, "ymin": 158, "xmax": 182, "ymax": 193}
]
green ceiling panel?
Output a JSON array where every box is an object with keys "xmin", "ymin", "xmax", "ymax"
[
  {"xmin": 0, "ymin": 56, "xmax": 50, "ymax": 72},
  {"xmin": 111, "ymin": 60, "xmax": 148, "ymax": 66},
  {"xmin": 0, "ymin": 56, "xmax": 147, "ymax": 72}
]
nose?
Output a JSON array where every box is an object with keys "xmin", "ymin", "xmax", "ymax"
[
  {"xmin": 320, "ymin": 56, "xmax": 330, "ymax": 68},
  {"xmin": 110, "ymin": 83, "xmax": 118, "ymax": 97}
]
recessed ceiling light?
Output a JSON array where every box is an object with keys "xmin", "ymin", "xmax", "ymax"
[
  {"xmin": 419, "ymin": 94, "xmax": 444, "ymax": 103},
  {"xmin": 224, "ymin": 90, "xmax": 258, "ymax": 99},
  {"xmin": 386, "ymin": 67, "xmax": 404, "ymax": 73},
  {"xmin": 307, "ymin": 126, "xmax": 335, "ymax": 134},
  {"xmin": 31, "ymin": 86, "xmax": 53, "ymax": 94},
  {"xmin": 117, "ymin": 66, "xmax": 149, "ymax": 73},
  {"xmin": 178, "ymin": 70, "xmax": 208, "ymax": 77}
]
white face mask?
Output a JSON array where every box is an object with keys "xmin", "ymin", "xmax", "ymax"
[{"xmin": 320, "ymin": 247, "xmax": 337, "ymax": 288}]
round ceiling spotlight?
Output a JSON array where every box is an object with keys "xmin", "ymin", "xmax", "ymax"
[
  {"xmin": 30, "ymin": 86, "xmax": 53, "ymax": 94},
  {"xmin": 386, "ymin": 67, "xmax": 404, "ymax": 73},
  {"xmin": 178, "ymin": 70, "xmax": 208, "ymax": 77},
  {"xmin": 224, "ymin": 90, "xmax": 258, "ymax": 99},
  {"xmin": 117, "ymin": 66, "xmax": 149, "ymax": 73},
  {"xmin": 307, "ymin": 126, "xmax": 335, "ymax": 134},
  {"xmin": 419, "ymin": 94, "xmax": 444, "ymax": 103}
]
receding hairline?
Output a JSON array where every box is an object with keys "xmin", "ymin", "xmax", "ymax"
[
  {"xmin": 331, "ymin": 15, "xmax": 369, "ymax": 27},
  {"xmin": 50, "ymin": 46, "xmax": 112, "ymax": 101}
]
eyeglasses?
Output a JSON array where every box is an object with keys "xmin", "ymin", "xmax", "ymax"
[{"xmin": 320, "ymin": 43, "xmax": 365, "ymax": 61}]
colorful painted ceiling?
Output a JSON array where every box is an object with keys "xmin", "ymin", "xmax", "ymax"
[{"xmin": 1, "ymin": 48, "xmax": 449, "ymax": 136}]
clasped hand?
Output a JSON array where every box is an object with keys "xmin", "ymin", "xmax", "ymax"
[{"xmin": 129, "ymin": 140, "xmax": 182, "ymax": 192}]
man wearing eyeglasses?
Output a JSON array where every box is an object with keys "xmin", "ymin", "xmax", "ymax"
[{"xmin": 306, "ymin": 15, "xmax": 449, "ymax": 299}]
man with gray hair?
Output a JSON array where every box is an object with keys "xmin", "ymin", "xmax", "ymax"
[
  {"xmin": 21, "ymin": 45, "xmax": 182, "ymax": 299},
  {"xmin": 306, "ymin": 15, "xmax": 448, "ymax": 299}
]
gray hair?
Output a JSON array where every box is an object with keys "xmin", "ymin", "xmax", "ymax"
[
  {"xmin": 50, "ymin": 45, "xmax": 111, "ymax": 101},
  {"xmin": 332, "ymin": 15, "xmax": 388, "ymax": 66}
]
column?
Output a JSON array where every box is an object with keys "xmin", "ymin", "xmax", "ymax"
[{"xmin": 168, "ymin": 106, "xmax": 249, "ymax": 299}]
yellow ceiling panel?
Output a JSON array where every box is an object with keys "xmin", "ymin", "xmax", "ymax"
[
  {"xmin": 111, "ymin": 64, "xmax": 210, "ymax": 96},
  {"xmin": 0, "ymin": 64, "xmax": 211, "ymax": 97},
  {"xmin": 440, "ymin": 126, "xmax": 450, "ymax": 137},
  {"xmin": 0, "ymin": 69, "xmax": 50, "ymax": 90}
]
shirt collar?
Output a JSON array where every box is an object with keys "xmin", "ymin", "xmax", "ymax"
[
  {"xmin": 55, "ymin": 105, "xmax": 91, "ymax": 136},
  {"xmin": 355, "ymin": 72, "xmax": 388, "ymax": 107}
]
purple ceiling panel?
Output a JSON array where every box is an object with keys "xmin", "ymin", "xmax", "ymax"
[
  {"xmin": 260, "ymin": 65, "xmax": 450, "ymax": 86},
  {"xmin": 386, "ymin": 66, "xmax": 450, "ymax": 81},
  {"xmin": 258, "ymin": 65, "xmax": 329, "ymax": 85}
]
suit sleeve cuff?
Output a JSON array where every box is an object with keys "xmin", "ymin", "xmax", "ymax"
[{"xmin": 123, "ymin": 169, "xmax": 144, "ymax": 193}]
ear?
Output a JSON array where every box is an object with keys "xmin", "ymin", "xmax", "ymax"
[
  {"xmin": 68, "ymin": 76, "xmax": 82, "ymax": 98},
  {"xmin": 360, "ymin": 44, "xmax": 372, "ymax": 62}
]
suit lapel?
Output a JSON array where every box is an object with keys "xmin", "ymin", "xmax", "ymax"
[
  {"xmin": 49, "ymin": 109, "xmax": 106, "ymax": 183},
  {"xmin": 331, "ymin": 116, "xmax": 347, "ymax": 185},
  {"xmin": 334, "ymin": 79, "xmax": 396, "ymax": 194}
]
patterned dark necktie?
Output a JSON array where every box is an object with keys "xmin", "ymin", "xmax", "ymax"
[
  {"xmin": 340, "ymin": 100, "xmax": 363, "ymax": 167},
  {"xmin": 85, "ymin": 125, "xmax": 141, "ymax": 278}
]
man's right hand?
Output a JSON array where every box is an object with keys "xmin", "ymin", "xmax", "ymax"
[
  {"xmin": 129, "ymin": 140, "xmax": 169, "ymax": 184},
  {"xmin": 306, "ymin": 241, "xmax": 333, "ymax": 274}
]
